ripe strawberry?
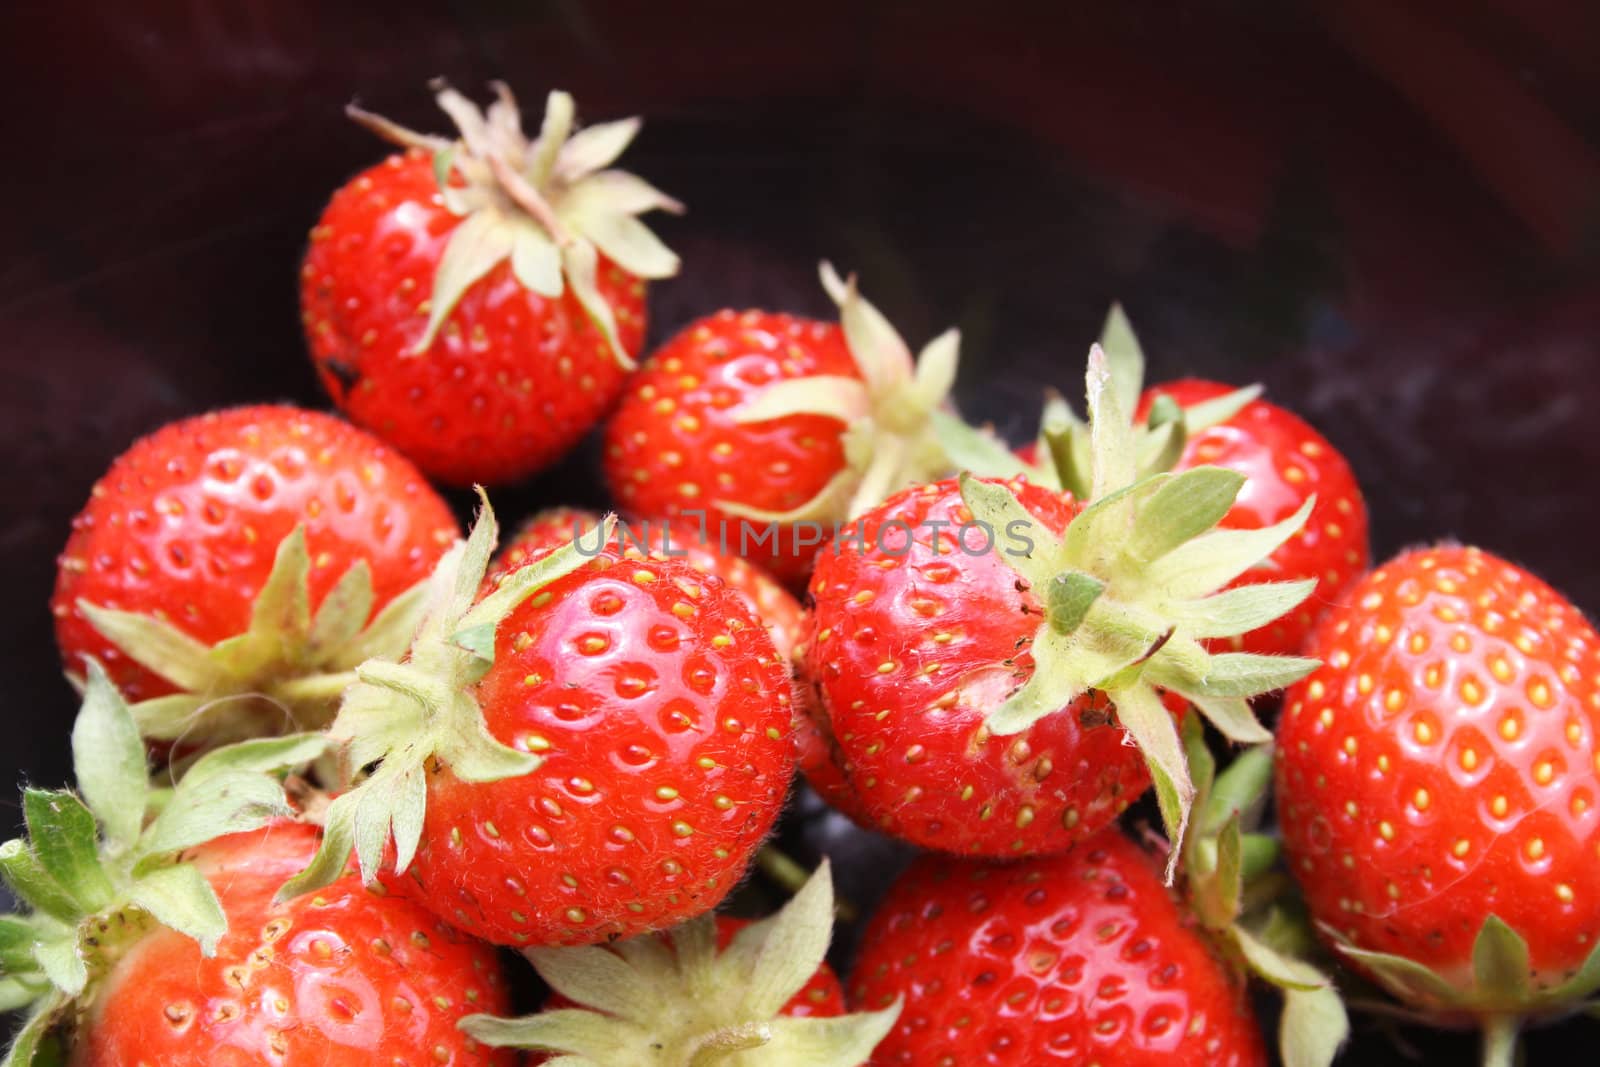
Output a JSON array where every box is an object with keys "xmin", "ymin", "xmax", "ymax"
[
  {"xmin": 1028, "ymin": 307, "xmax": 1369, "ymax": 656},
  {"xmin": 52, "ymin": 405, "xmax": 457, "ymax": 747},
  {"xmin": 302, "ymin": 82, "xmax": 681, "ymax": 486},
  {"xmin": 1276, "ymin": 544, "xmax": 1600, "ymax": 1063},
  {"xmin": 850, "ymin": 829, "xmax": 1267, "ymax": 1066},
  {"xmin": 603, "ymin": 264, "xmax": 1016, "ymax": 583},
  {"xmin": 0, "ymin": 667, "xmax": 347, "ymax": 1063},
  {"xmin": 72, "ymin": 820, "xmax": 512, "ymax": 1067},
  {"xmin": 1135, "ymin": 378, "xmax": 1369, "ymax": 656},
  {"xmin": 801, "ymin": 347, "xmax": 1318, "ymax": 863},
  {"xmin": 461, "ymin": 861, "xmax": 898, "ymax": 1064},
  {"xmin": 282, "ymin": 497, "xmax": 796, "ymax": 950}
]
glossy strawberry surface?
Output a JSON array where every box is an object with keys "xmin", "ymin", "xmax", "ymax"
[
  {"xmin": 52, "ymin": 405, "xmax": 458, "ymax": 702},
  {"xmin": 402, "ymin": 548, "xmax": 796, "ymax": 947},
  {"xmin": 1137, "ymin": 378, "xmax": 1369, "ymax": 656},
  {"xmin": 803, "ymin": 476, "xmax": 1155, "ymax": 856},
  {"xmin": 1277, "ymin": 545, "xmax": 1600, "ymax": 988},
  {"xmin": 302, "ymin": 149, "xmax": 646, "ymax": 486},
  {"xmin": 603, "ymin": 310, "xmax": 856, "ymax": 583},
  {"xmin": 852, "ymin": 831, "xmax": 1266, "ymax": 1066},
  {"xmin": 73, "ymin": 821, "xmax": 511, "ymax": 1067}
]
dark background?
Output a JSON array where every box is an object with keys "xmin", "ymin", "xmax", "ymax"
[{"xmin": 4, "ymin": 0, "xmax": 1600, "ymax": 1061}]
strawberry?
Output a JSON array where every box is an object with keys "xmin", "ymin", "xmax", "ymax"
[
  {"xmin": 602, "ymin": 264, "xmax": 1017, "ymax": 583},
  {"xmin": 850, "ymin": 829, "xmax": 1267, "ymax": 1066},
  {"xmin": 302, "ymin": 82, "xmax": 681, "ymax": 486},
  {"xmin": 801, "ymin": 347, "xmax": 1318, "ymax": 866},
  {"xmin": 1276, "ymin": 544, "xmax": 1600, "ymax": 1064},
  {"xmin": 1030, "ymin": 306, "xmax": 1369, "ymax": 656},
  {"xmin": 52, "ymin": 405, "xmax": 458, "ymax": 748},
  {"xmin": 281, "ymin": 496, "xmax": 796, "ymax": 949},
  {"xmin": 70, "ymin": 820, "xmax": 511, "ymax": 1067},
  {"xmin": 0, "ymin": 667, "xmax": 341, "ymax": 1063},
  {"xmin": 461, "ymin": 861, "xmax": 898, "ymax": 1064}
]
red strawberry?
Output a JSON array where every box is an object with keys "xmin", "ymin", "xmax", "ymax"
[
  {"xmin": 1028, "ymin": 307, "xmax": 1369, "ymax": 657},
  {"xmin": 802, "ymin": 347, "xmax": 1316, "ymax": 863},
  {"xmin": 1136, "ymin": 378, "xmax": 1369, "ymax": 656},
  {"xmin": 850, "ymin": 829, "xmax": 1267, "ymax": 1066},
  {"xmin": 282, "ymin": 497, "xmax": 796, "ymax": 950},
  {"xmin": 73, "ymin": 821, "xmax": 511, "ymax": 1067},
  {"xmin": 52, "ymin": 405, "xmax": 457, "ymax": 747},
  {"xmin": 603, "ymin": 264, "xmax": 1015, "ymax": 583},
  {"xmin": 461, "ymin": 861, "xmax": 898, "ymax": 1064},
  {"xmin": 1276, "ymin": 544, "xmax": 1600, "ymax": 1062},
  {"xmin": 302, "ymin": 82, "xmax": 681, "ymax": 486}
]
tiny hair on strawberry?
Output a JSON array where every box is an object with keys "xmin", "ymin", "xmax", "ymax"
[
  {"xmin": 801, "ymin": 340, "xmax": 1319, "ymax": 870},
  {"xmin": 279, "ymin": 492, "xmax": 797, "ymax": 949},
  {"xmin": 461, "ymin": 860, "xmax": 899, "ymax": 1065},
  {"xmin": 303, "ymin": 80, "xmax": 682, "ymax": 485},
  {"xmin": 52, "ymin": 405, "xmax": 458, "ymax": 754}
]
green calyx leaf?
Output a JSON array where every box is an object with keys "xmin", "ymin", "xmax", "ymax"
[
  {"xmin": 77, "ymin": 525, "xmax": 432, "ymax": 752},
  {"xmin": 956, "ymin": 385, "xmax": 1315, "ymax": 868},
  {"xmin": 0, "ymin": 667, "xmax": 313, "ymax": 1059},
  {"xmin": 355, "ymin": 82, "xmax": 682, "ymax": 366},
  {"xmin": 460, "ymin": 859, "xmax": 901, "ymax": 1066},
  {"xmin": 280, "ymin": 495, "xmax": 615, "ymax": 902},
  {"xmin": 1029, "ymin": 303, "xmax": 1267, "ymax": 501},
  {"xmin": 1325, "ymin": 913, "xmax": 1600, "ymax": 1022},
  {"xmin": 713, "ymin": 263, "xmax": 1016, "ymax": 528}
]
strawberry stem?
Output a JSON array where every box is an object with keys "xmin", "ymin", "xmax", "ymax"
[
  {"xmin": 1480, "ymin": 1014, "xmax": 1521, "ymax": 1067},
  {"xmin": 487, "ymin": 154, "xmax": 576, "ymax": 248}
]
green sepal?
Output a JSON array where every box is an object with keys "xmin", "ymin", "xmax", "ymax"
[
  {"xmin": 2, "ymin": 993, "xmax": 69, "ymax": 1067},
  {"xmin": 78, "ymin": 524, "xmax": 433, "ymax": 752},
  {"xmin": 360, "ymin": 83, "xmax": 680, "ymax": 366},
  {"xmin": 22, "ymin": 793, "xmax": 113, "ymax": 915},
  {"xmin": 281, "ymin": 496, "xmax": 604, "ymax": 902},
  {"xmin": 460, "ymin": 860, "xmax": 900, "ymax": 1066},
  {"xmin": 713, "ymin": 264, "xmax": 998, "ymax": 527}
]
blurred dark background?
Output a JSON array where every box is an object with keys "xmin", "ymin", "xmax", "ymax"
[{"xmin": 4, "ymin": 1, "xmax": 1600, "ymax": 1060}]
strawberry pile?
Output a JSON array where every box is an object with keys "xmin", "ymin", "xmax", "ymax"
[{"xmin": 5, "ymin": 80, "xmax": 1593, "ymax": 1067}]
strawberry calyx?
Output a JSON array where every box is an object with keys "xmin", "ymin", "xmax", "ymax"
[
  {"xmin": 1174, "ymin": 717, "xmax": 1349, "ymax": 1067},
  {"xmin": 1319, "ymin": 917, "xmax": 1600, "ymax": 1067},
  {"xmin": 350, "ymin": 81, "xmax": 683, "ymax": 367},
  {"xmin": 0, "ymin": 664, "xmax": 324, "ymax": 1066},
  {"xmin": 459, "ymin": 860, "xmax": 900, "ymax": 1066},
  {"xmin": 713, "ymin": 262, "xmax": 1020, "ymax": 528},
  {"xmin": 958, "ymin": 344, "xmax": 1319, "ymax": 878},
  {"xmin": 1032, "ymin": 305, "xmax": 1262, "ymax": 497},
  {"xmin": 76, "ymin": 526, "xmax": 430, "ymax": 750},
  {"xmin": 276, "ymin": 492, "xmax": 617, "ymax": 902}
]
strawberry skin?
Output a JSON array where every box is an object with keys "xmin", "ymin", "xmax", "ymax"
[
  {"xmin": 852, "ymin": 830, "xmax": 1266, "ymax": 1066},
  {"xmin": 804, "ymin": 476, "xmax": 1155, "ymax": 855},
  {"xmin": 1276, "ymin": 545, "xmax": 1600, "ymax": 989},
  {"xmin": 401, "ymin": 546, "xmax": 796, "ymax": 947},
  {"xmin": 74, "ymin": 821, "xmax": 511, "ymax": 1066},
  {"xmin": 603, "ymin": 310, "xmax": 856, "ymax": 583},
  {"xmin": 1137, "ymin": 379, "xmax": 1369, "ymax": 656},
  {"xmin": 52, "ymin": 405, "xmax": 457, "ymax": 702},
  {"xmin": 302, "ymin": 149, "xmax": 646, "ymax": 486},
  {"xmin": 494, "ymin": 509, "xmax": 807, "ymax": 660}
]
